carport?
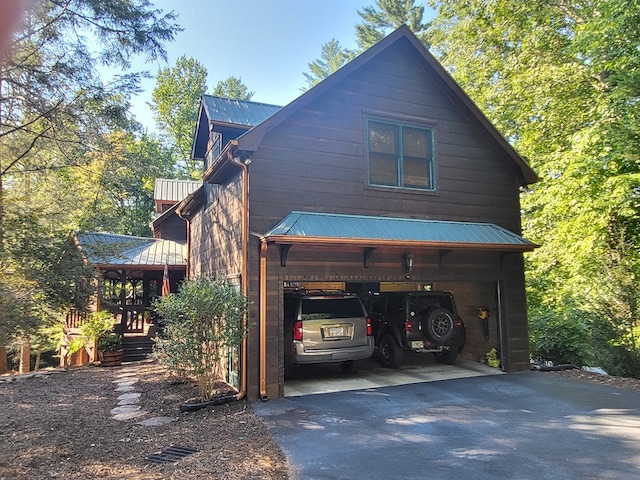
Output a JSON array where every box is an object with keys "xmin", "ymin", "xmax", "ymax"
[{"xmin": 257, "ymin": 211, "xmax": 538, "ymax": 399}]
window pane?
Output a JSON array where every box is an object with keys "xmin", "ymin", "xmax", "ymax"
[
  {"xmin": 369, "ymin": 153, "xmax": 398, "ymax": 185},
  {"xmin": 369, "ymin": 121, "xmax": 397, "ymax": 154},
  {"xmin": 404, "ymin": 157, "xmax": 431, "ymax": 188},
  {"xmin": 403, "ymin": 127, "xmax": 431, "ymax": 158}
]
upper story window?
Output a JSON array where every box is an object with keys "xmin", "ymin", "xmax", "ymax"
[{"xmin": 367, "ymin": 119, "xmax": 435, "ymax": 191}]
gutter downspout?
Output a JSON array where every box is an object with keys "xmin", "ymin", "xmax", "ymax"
[
  {"xmin": 259, "ymin": 238, "xmax": 268, "ymax": 400},
  {"xmin": 228, "ymin": 152, "xmax": 250, "ymax": 401},
  {"xmin": 176, "ymin": 210, "xmax": 191, "ymax": 281}
]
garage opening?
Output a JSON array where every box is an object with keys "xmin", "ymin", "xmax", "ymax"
[{"xmin": 283, "ymin": 281, "xmax": 504, "ymax": 397}]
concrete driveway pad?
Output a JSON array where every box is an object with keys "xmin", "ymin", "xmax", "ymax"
[{"xmin": 254, "ymin": 372, "xmax": 640, "ymax": 480}]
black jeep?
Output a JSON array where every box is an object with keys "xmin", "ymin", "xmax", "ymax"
[{"xmin": 361, "ymin": 291, "xmax": 466, "ymax": 368}]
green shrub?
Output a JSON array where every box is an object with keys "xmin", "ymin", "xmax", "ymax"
[
  {"xmin": 153, "ymin": 277, "xmax": 251, "ymax": 401},
  {"xmin": 81, "ymin": 310, "xmax": 115, "ymax": 341},
  {"xmin": 529, "ymin": 309, "xmax": 593, "ymax": 366},
  {"xmin": 591, "ymin": 345, "xmax": 640, "ymax": 378},
  {"xmin": 97, "ymin": 332, "xmax": 122, "ymax": 353}
]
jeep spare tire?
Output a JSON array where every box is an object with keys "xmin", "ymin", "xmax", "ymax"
[{"xmin": 421, "ymin": 308, "xmax": 455, "ymax": 343}]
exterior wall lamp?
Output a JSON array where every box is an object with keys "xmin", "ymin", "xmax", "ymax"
[{"xmin": 403, "ymin": 253, "xmax": 414, "ymax": 273}]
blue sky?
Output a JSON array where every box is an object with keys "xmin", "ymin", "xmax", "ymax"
[{"xmin": 127, "ymin": 0, "xmax": 370, "ymax": 131}]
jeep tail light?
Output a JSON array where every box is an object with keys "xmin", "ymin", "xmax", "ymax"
[
  {"xmin": 366, "ymin": 317, "xmax": 372, "ymax": 336},
  {"xmin": 455, "ymin": 319, "xmax": 463, "ymax": 328},
  {"xmin": 405, "ymin": 321, "xmax": 413, "ymax": 332},
  {"xmin": 293, "ymin": 320, "xmax": 303, "ymax": 341}
]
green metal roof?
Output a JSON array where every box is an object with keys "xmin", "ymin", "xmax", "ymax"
[
  {"xmin": 75, "ymin": 232, "xmax": 186, "ymax": 267},
  {"xmin": 201, "ymin": 95, "xmax": 281, "ymax": 128},
  {"xmin": 262, "ymin": 211, "xmax": 537, "ymax": 251}
]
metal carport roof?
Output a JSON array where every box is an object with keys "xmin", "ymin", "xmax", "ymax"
[
  {"xmin": 261, "ymin": 211, "xmax": 538, "ymax": 251},
  {"xmin": 75, "ymin": 232, "xmax": 187, "ymax": 268}
]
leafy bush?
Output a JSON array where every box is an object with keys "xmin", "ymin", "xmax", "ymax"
[
  {"xmin": 529, "ymin": 309, "xmax": 593, "ymax": 366},
  {"xmin": 81, "ymin": 311, "xmax": 115, "ymax": 341},
  {"xmin": 97, "ymin": 332, "xmax": 122, "ymax": 353},
  {"xmin": 153, "ymin": 277, "xmax": 251, "ymax": 401}
]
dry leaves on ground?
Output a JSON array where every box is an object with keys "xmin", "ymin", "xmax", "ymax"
[{"xmin": 0, "ymin": 360, "xmax": 289, "ymax": 480}]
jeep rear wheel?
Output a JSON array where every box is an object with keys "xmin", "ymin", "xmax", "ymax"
[
  {"xmin": 378, "ymin": 334, "xmax": 403, "ymax": 368},
  {"xmin": 422, "ymin": 308, "xmax": 455, "ymax": 343}
]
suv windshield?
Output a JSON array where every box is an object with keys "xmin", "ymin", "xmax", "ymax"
[{"xmin": 301, "ymin": 297, "xmax": 365, "ymax": 318}]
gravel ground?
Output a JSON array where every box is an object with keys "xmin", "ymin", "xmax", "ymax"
[
  {"xmin": 0, "ymin": 360, "xmax": 289, "ymax": 480},
  {"xmin": 2, "ymin": 360, "xmax": 639, "ymax": 480}
]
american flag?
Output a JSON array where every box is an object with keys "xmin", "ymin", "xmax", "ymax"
[{"xmin": 162, "ymin": 264, "xmax": 170, "ymax": 296}]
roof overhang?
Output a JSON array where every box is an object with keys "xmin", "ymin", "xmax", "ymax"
[
  {"xmin": 75, "ymin": 232, "xmax": 187, "ymax": 269},
  {"xmin": 260, "ymin": 211, "xmax": 538, "ymax": 253}
]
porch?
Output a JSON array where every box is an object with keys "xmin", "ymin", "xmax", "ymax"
[{"xmin": 63, "ymin": 232, "xmax": 187, "ymax": 366}]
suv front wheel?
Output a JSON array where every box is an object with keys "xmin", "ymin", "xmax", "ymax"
[
  {"xmin": 378, "ymin": 334, "xmax": 403, "ymax": 368},
  {"xmin": 422, "ymin": 308, "xmax": 455, "ymax": 343}
]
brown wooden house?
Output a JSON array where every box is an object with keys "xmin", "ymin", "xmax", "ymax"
[{"xmin": 180, "ymin": 26, "xmax": 538, "ymax": 401}]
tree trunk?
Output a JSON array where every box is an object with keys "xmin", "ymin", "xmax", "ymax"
[
  {"xmin": 0, "ymin": 346, "xmax": 8, "ymax": 374},
  {"xmin": 19, "ymin": 339, "xmax": 30, "ymax": 373},
  {"xmin": 34, "ymin": 348, "xmax": 41, "ymax": 370}
]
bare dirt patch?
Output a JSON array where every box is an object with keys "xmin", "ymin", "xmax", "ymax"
[{"xmin": 0, "ymin": 360, "xmax": 289, "ymax": 479}]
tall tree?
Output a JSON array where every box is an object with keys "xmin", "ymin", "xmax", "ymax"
[
  {"xmin": 151, "ymin": 55, "xmax": 208, "ymax": 178},
  {"xmin": 302, "ymin": 39, "xmax": 354, "ymax": 91},
  {"xmin": 0, "ymin": 0, "xmax": 180, "ymax": 247},
  {"xmin": 355, "ymin": 0, "xmax": 430, "ymax": 49},
  {"xmin": 213, "ymin": 76, "xmax": 254, "ymax": 100},
  {"xmin": 302, "ymin": 1, "xmax": 430, "ymax": 88},
  {"xmin": 0, "ymin": 0, "xmax": 180, "ymax": 366},
  {"xmin": 428, "ymin": 0, "xmax": 640, "ymax": 345}
]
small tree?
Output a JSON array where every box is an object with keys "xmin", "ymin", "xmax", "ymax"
[{"xmin": 153, "ymin": 277, "xmax": 250, "ymax": 401}]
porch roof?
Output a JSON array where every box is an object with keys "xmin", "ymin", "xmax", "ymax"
[
  {"xmin": 75, "ymin": 232, "xmax": 187, "ymax": 269},
  {"xmin": 261, "ymin": 211, "xmax": 538, "ymax": 252}
]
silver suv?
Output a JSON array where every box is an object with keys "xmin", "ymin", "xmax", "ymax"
[{"xmin": 284, "ymin": 290, "xmax": 375, "ymax": 374}]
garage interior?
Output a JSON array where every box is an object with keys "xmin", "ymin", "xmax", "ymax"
[{"xmin": 283, "ymin": 280, "xmax": 505, "ymax": 397}]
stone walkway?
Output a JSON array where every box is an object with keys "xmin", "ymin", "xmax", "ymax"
[{"xmin": 110, "ymin": 363, "xmax": 177, "ymax": 427}]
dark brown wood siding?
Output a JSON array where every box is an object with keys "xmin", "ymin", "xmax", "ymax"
[
  {"xmin": 248, "ymin": 43, "xmax": 524, "ymax": 238},
  {"xmin": 189, "ymin": 181, "xmax": 243, "ymax": 279},
  {"xmin": 204, "ymin": 39, "xmax": 532, "ymax": 399}
]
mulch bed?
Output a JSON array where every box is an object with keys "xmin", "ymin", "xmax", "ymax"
[{"xmin": 0, "ymin": 360, "xmax": 289, "ymax": 479}]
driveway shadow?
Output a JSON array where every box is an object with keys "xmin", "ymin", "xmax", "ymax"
[{"xmin": 255, "ymin": 372, "xmax": 640, "ymax": 480}]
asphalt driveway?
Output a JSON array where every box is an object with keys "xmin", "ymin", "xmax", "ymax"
[{"xmin": 253, "ymin": 371, "xmax": 640, "ymax": 479}]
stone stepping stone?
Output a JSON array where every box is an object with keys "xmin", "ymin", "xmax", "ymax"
[
  {"xmin": 112, "ymin": 410, "xmax": 148, "ymax": 421},
  {"xmin": 136, "ymin": 416, "xmax": 176, "ymax": 427},
  {"xmin": 115, "ymin": 385, "xmax": 135, "ymax": 392},
  {"xmin": 111, "ymin": 404, "xmax": 142, "ymax": 416},
  {"xmin": 117, "ymin": 392, "xmax": 142, "ymax": 401},
  {"xmin": 112, "ymin": 377, "xmax": 139, "ymax": 385}
]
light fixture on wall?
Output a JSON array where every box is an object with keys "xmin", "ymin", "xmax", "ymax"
[{"xmin": 402, "ymin": 253, "xmax": 414, "ymax": 273}]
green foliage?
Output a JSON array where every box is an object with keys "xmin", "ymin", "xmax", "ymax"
[
  {"xmin": 98, "ymin": 332, "xmax": 123, "ymax": 353},
  {"xmin": 529, "ymin": 309, "xmax": 593, "ymax": 367},
  {"xmin": 356, "ymin": 0, "xmax": 430, "ymax": 49},
  {"xmin": 302, "ymin": 39, "xmax": 355, "ymax": 91},
  {"xmin": 81, "ymin": 311, "xmax": 115, "ymax": 341},
  {"xmin": 428, "ymin": 0, "xmax": 640, "ymax": 363},
  {"xmin": 0, "ymin": 0, "xmax": 180, "ymax": 350},
  {"xmin": 153, "ymin": 277, "xmax": 251, "ymax": 401},
  {"xmin": 213, "ymin": 76, "xmax": 255, "ymax": 101},
  {"xmin": 593, "ymin": 345, "xmax": 640, "ymax": 379},
  {"xmin": 151, "ymin": 55, "xmax": 208, "ymax": 178},
  {"xmin": 302, "ymin": 0, "xmax": 430, "ymax": 86}
]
